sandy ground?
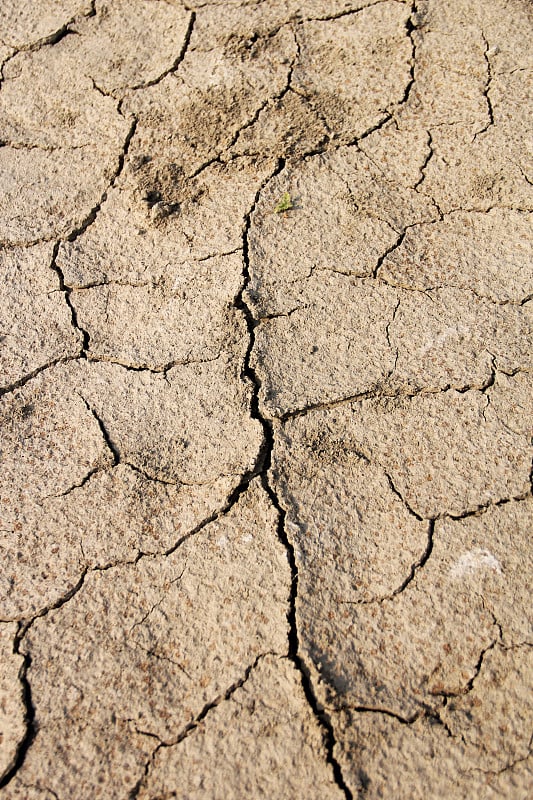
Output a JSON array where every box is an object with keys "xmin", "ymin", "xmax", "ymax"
[{"xmin": 0, "ymin": 0, "xmax": 532, "ymax": 797}]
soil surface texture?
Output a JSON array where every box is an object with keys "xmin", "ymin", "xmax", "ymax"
[{"xmin": 0, "ymin": 1, "xmax": 532, "ymax": 798}]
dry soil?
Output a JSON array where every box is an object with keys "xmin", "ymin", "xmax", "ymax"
[{"xmin": 0, "ymin": 1, "xmax": 532, "ymax": 798}]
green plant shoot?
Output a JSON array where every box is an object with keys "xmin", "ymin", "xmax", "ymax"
[{"xmin": 274, "ymin": 191, "xmax": 294, "ymax": 213}]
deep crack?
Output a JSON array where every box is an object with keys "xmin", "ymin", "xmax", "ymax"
[
  {"xmin": 474, "ymin": 32, "xmax": 495, "ymax": 139},
  {"xmin": 236, "ymin": 157, "xmax": 353, "ymax": 799},
  {"xmin": 0, "ymin": 624, "xmax": 35, "ymax": 790}
]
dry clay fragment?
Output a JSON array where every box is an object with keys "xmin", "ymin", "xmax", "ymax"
[
  {"xmin": 443, "ymin": 644, "xmax": 533, "ymax": 772},
  {"xmin": 415, "ymin": 0, "xmax": 533, "ymax": 74},
  {"xmin": 253, "ymin": 277, "xmax": 532, "ymax": 417},
  {"xmin": 0, "ymin": 28, "xmax": 131, "ymax": 245},
  {"xmin": 380, "ymin": 209, "xmax": 533, "ymax": 303},
  {"xmin": 0, "ymin": 719, "xmax": 151, "ymax": 800},
  {"xmin": 0, "ymin": 0, "xmax": 92, "ymax": 50},
  {"xmin": 57, "ymin": 155, "xmax": 276, "ymax": 286},
  {"xmin": 387, "ymin": 287, "xmax": 533, "ymax": 393},
  {"xmin": 335, "ymin": 708, "xmax": 479, "ymax": 800},
  {"xmin": 0, "ymin": 365, "xmax": 112, "ymax": 619},
  {"xmin": 395, "ymin": 1, "xmax": 533, "ymax": 211},
  {"xmin": 12, "ymin": 481, "xmax": 289, "ymax": 798},
  {"xmin": 0, "ymin": 363, "xmax": 113, "ymax": 508},
  {"xmin": 0, "ymin": 624, "xmax": 26, "ymax": 782},
  {"xmin": 296, "ymin": 519, "xmax": 497, "ymax": 719},
  {"xmin": 271, "ymin": 378, "xmax": 531, "ymax": 521},
  {"xmin": 0, "ymin": 145, "xmax": 123, "ymax": 246},
  {"xmin": 345, "ymin": 381, "xmax": 531, "ymax": 518},
  {"xmin": 0, "ymin": 780, "xmax": 57, "ymax": 800},
  {"xmin": 140, "ymin": 656, "xmax": 344, "ymax": 800},
  {"xmin": 190, "ymin": 0, "xmax": 378, "ymax": 31},
  {"xmin": 406, "ymin": 26, "xmax": 488, "ymax": 133},
  {"xmin": 292, "ymin": 2, "xmax": 412, "ymax": 141},
  {"xmin": 0, "ymin": 464, "xmax": 234, "ymax": 621},
  {"xmin": 73, "ymin": 356, "xmax": 263, "ymax": 485},
  {"xmin": 252, "ymin": 274, "xmax": 398, "ymax": 417},
  {"xmin": 0, "ymin": 243, "xmax": 81, "ymax": 390},
  {"xmin": 0, "ymin": 354, "xmax": 258, "ymax": 619},
  {"xmin": 0, "ymin": 46, "xmax": 126, "ymax": 149},
  {"xmin": 230, "ymin": 89, "xmax": 328, "ymax": 159},
  {"xmin": 246, "ymin": 147, "xmax": 434, "ymax": 318},
  {"xmin": 488, "ymin": 368, "xmax": 533, "ymax": 438},
  {"xmin": 56, "ymin": 182, "xmax": 190, "ymax": 287},
  {"xmin": 272, "ymin": 412, "xmax": 430, "ymax": 603},
  {"xmin": 71, "ymin": 254, "xmax": 245, "ymax": 369},
  {"xmin": 358, "ymin": 121, "xmax": 431, "ymax": 188},
  {"xmin": 419, "ymin": 109, "xmax": 533, "ymax": 214},
  {"xmin": 434, "ymin": 497, "xmax": 533, "ymax": 647},
  {"xmin": 335, "ymin": 650, "xmax": 533, "ymax": 800},
  {"xmin": 69, "ymin": 0, "xmax": 192, "ymax": 97}
]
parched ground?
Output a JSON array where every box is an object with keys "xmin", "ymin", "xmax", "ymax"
[{"xmin": 0, "ymin": 0, "xmax": 532, "ymax": 798}]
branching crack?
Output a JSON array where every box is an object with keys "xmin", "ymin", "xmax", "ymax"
[
  {"xmin": 234, "ymin": 157, "xmax": 353, "ymax": 798},
  {"xmin": 190, "ymin": 28, "xmax": 299, "ymax": 174},
  {"xmin": 129, "ymin": 654, "xmax": 273, "ymax": 798}
]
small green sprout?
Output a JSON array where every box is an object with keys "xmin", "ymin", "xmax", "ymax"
[{"xmin": 274, "ymin": 191, "xmax": 294, "ymax": 213}]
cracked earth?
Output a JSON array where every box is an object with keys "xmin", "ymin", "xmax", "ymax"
[{"xmin": 0, "ymin": 0, "xmax": 531, "ymax": 797}]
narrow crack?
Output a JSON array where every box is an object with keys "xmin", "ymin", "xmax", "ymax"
[
  {"xmin": 352, "ymin": 112, "xmax": 395, "ymax": 147},
  {"xmin": 343, "ymin": 704, "xmax": 419, "ymax": 725},
  {"xmin": 384, "ymin": 472, "xmax": 424, "ymax": 520},
  {"xmin": 385, "ymin": 297, "xmax": 401, "ymax": 373},
  {"xmin": 279, "ymin": 374, "xmax": 499, "ymax": 424},
  {"xmin": 63, "ymin": 113, "xmax": 138, "ymax": 246},
  {"xmin": 445, "ymin": 491, "xmax": 532, "ymax": 523},
  {"xmin": 169, "ymin": 654, "xmax": 273, "ymax": 747},
  {"xmin": 79, "ymin": 350, "xmax": 223, "ymax": 376},
  {"xmin": 0, "ymin": 567, "xmax": 97, "ymax": 786},
  {"xmin": 473, "ymin": 743, "xmax": 533, "ymax": 779},
  {"xmin": 0, "ymin": 1, "xmax": 96, "ymax": 90},
  {"xmin": 130, "ymin": 11, "xmax": 196, "ymax": 91},
  {"xmin": 235, "ymin": 157, "xmax": 353, "ymax": 798},
  {"xmin": 340, "ymin": 518, "xmax": 435, "ymax": 606},
  {"xmin": 372, "ymin": 225, "xmax": 409, "ymax": 278},
  {"xmin": 188, "ymin": 27, "xmax": 299, "ymax": 177},
  {"xmin": 76, "ymin": 394, "xmax": 119, "ymax": 465},
  {"xmin": 397, "ymin": 0, "xmax": 417, "ymax": 108},
  {"xmin": 0, "ymin": 357, "xmax": 78, "ymax": 398},
  {"xmin": 304, "ymin": 0, "xmax": 406, "ymax": 24},
  {"xmin": 129, "ymin": 654, "xmax": 274, "ymax": 798},
  {"xmin": 413, "ymin": 129, "xmax": 434, "ymax": 189}
]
